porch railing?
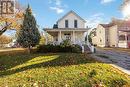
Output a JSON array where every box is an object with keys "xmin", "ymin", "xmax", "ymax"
[
  {"xmin": 80, "ymin": 41, "xmax": 95, "ymax": 53},
  {"xmin": 86, "ymin": 41, "xmax": 95, "ymax": 53},
  {"xmin": 118, "ymin": 41, "xmax": 128, "ymax": 48}
]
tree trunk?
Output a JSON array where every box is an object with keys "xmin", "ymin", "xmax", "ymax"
[{"xmin": 28, "ymin": 44, "xmax": 31, "ymax": 54}]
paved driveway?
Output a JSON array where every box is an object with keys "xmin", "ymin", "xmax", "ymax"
[{"xmin": 92, "ymin": 47, "xmax": 130, "ymax": 75}]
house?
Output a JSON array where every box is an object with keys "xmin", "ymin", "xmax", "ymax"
[
  {"xmin": 92, "ymin": 19, "xmax": 130, "ymax": 48},
  {"xmin": 44, "ymin": 11, "xmax": 89, "ymax": 46}
]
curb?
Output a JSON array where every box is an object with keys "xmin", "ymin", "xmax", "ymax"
[{"xmin": 111, "ymin": 64, "xmax": 130, "ymax": 76}]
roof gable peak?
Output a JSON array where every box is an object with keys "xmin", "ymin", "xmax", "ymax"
[{"xmin": 57, "ymin": 10, "xmax": 86, "ymax": 23}]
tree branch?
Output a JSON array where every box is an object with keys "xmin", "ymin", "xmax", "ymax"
[{"xmin": 0, "ymin": 23, "xmax": 12, "ymax": 36}]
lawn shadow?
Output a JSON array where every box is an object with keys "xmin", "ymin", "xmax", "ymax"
[
  {"xmin": 0, "ymin": 53, "xmax": 51, "ymax": 71},
  {"xmin": 0, "ymin": 53, "xmax": 98, "ymax": 77}
]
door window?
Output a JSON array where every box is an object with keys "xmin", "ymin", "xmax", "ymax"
[{"xmin": 64, "ymin": 33, "xmax": 71, "ymax": 40}]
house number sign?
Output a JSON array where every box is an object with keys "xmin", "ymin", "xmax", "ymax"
[{"xmin": 0, "ymin": 0, "xmax": 15, "ymax": 15}]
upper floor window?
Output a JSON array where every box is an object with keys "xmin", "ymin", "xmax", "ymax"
[
  {"xmin": 65, "ymin": 20, "xmax": 68, "ymax": 28},
  {"xmin": 100, "ymin": 39, "xmax": 102, "ymax": 42},
  {"xmin": 74, "ymin": 20, "xmax": 78, "ymax": 28}
]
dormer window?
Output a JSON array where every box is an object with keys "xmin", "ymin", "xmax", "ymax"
[
  {"xmin": 65, "ymin": 20, "xmax": 68, "ymax": 28},
  {"xmin": 74, "ymin": 20, "xmax": 78, "ymax": 28}
]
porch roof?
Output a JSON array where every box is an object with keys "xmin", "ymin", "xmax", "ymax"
[
  {"xmin": 44, "ymin": 28, "xmax": 88, "ymax": 32},
  {"xmin": 119, "ymin": 30, "xmax": 130, "ymax": 32}
]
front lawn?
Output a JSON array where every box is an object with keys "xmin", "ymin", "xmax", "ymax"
[{"xmin": 0, "ymin": 53, "xmax": 130, "ymax": 87}]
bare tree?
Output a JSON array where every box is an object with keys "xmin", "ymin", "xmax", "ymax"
[{"xmin": 0, "ymin": 35, "xmax": 12, "ymax": 48}]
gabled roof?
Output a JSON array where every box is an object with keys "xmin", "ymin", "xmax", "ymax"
[
  {"xmin": 99, "ymin": 19, "xmax": 130, "ymax": 30},
  {"xmin": 99, "ymin": 23, "xmax": 115, "ymax": 28},
  {"xmin": 57, "ymin": 10, "xmax": 86, "ymax": 23}
]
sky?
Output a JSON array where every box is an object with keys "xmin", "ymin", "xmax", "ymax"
[
  {"xmin": 18, "ymin": 0, "xmax": 124, "ymax": 29},
  {"xmin": 3, "ymin": 0, "xmax": 125, "ymax": 36}
]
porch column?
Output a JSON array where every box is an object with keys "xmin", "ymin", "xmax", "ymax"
[
  {"xmin": 125, "ymin": 33, "xmax": 128, "ymax": 48},
  {"xmin": 45, "ymin": 37, "xmax": 48, "ymax": 45},
  {"xmin": 72, "ymin": 31, "xmax": 75, "ymax": 44},
  {"xmin": 86, "ymin": 32, "xmax": 89, "ymax": 45},
  {"xmin": 45, "ymin": 32, "xmax": 48, "ymax": 45},
  {"xmin": 58, "ymin": 31, "xmax": 62, "ymax": 43},
  {"xmin": 125, "ymin": 33, "xmax": 127, "ymax": 41}
]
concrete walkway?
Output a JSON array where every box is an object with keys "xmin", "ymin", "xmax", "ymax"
[{"xmin": 91, "ymin": 47, "xmax": 130, "ymax": 75}]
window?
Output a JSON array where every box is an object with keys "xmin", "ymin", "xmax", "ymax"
[
  {"xmin": 100, "ymin": 39, "xmax": 102, "ymax": 42},
  {"xmin": 65, "ymin": 20, "xmax": 68, "ymax": 28},
  {"xmin": 74, "ymin": 20, "xmax": 78, "ymax": 28},
  {"xmin": 119, "ymin": 35, "xmax": 125, "ymax": 41},
  {"xmin": 128, "ymin": 35, "xmax": 130, "ymax": 41}
]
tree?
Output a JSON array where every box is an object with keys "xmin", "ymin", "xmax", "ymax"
[
  {"xmin": 39, "ymin": 32, "xmax": 46, "ymax": 45},
  {"xmin": 0, "ymin": 23, "xmax": 11, "ymax": 36},
  {"xmin": 17, "ymin": 5, "xmax": 41, "ymax": 53},
  {"xmin": 0, "ymin": 35, "xmax": 12, "ymax": 48},
  {"xmin": 86, "ymin": 29, "xmax": 96, "ymax": 45}
]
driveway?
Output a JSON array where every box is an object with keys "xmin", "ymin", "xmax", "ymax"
[{"xmin": 92, "ymin": 47, "xmax": 130, "ymax": 75}]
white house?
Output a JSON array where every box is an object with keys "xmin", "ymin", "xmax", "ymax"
[
  {"xmin": 92, "ymin": 19, "xmax": 130, "ymax": 48},
  {"xmin": 44, "ymin": 11, "xmax": 89, "ymax": 46}
]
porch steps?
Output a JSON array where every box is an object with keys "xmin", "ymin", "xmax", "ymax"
[{"xmin": 84, "ymin": 45, "xmax": 91, "ymax": 54}]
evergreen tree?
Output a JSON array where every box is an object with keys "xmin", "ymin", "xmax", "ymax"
[{"xmin": 17, "ymin": 5, "xmax": 40, "ymax": 52}]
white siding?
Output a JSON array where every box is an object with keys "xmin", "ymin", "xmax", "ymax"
[
  {"xmin": 58, "ymin": 12, "xmax": 85, "ymax": 28},
  {"xmin": 109, "ymin": 25, "xmax": 118, "ymax": 47},
  {"xmin": 96, "ymin": 25, "xmax": 106, "ymax": 47}
]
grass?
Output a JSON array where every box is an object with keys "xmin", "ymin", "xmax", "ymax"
[
  {"xmin": 0, "ymin": 48, "xmax": 28, "ymax": 56},
  {"xmin": 0, "ymin": 48, "xmax": 37, "ymax": 56},
  {"xmin": 0, "ymin": 53, "xmax": 130, "ymax": 87}
]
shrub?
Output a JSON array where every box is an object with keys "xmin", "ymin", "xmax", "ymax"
[
  {"xmin": 37, "ymin": 44, "xmax": 60, "ymax": 53},
  {"xmin": 60, "ymin": 40, "xmax": 71, "ymax": 47},
  {"xmin": 59, "ymin": 46, "xmax": 72, "ymax": 52},
  {"xmin": 88, "ymin": 69, "xmax": 97, "ymax": 78},
  {"xmin": 71, "ymin": 44, "xmax": 82, "ymax": 53},
  {"xmin": 37, "ymin": 41, "xmax": 82, "ymax": 53}
]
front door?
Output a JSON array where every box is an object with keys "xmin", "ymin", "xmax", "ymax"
[{"xmin": 64, "ymin": 33, "xmax": 71, "ymax": 40}]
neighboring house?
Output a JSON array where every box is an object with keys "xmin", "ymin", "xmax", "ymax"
[
  {"xmin": 92, "ymin": 19, "xmax": 130, "ymax": 48},
  {"xmin": 44, "ymin": 11, "xmax": 89, "ymax": 46}
]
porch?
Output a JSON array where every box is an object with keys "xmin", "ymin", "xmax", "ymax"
[
  {"xmin": 118, "ymin": 31, "xmax": 130, "ymax": 48},
  {"xmin": 44, "ymin": 28, "xmax": 88, "ymax": 46}
]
